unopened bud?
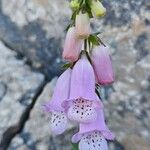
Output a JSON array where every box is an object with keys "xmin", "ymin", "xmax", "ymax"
[
  {"xmin": 75, "ymin": 12, "xmax": 90, "ymax": 39},
  {"xmin": 91, "ymin": 0, "xmax": 106, "ymax": 18},
  {"xmin": 70, "ymin": 0, "xmax": 80, "ymax": 10}
]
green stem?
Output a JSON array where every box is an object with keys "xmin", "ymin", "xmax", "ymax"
[
  {"xmin": 84, "ymin": 39, "xmax": 87, "ymax": 51},
  {"xmin": 95, "ymin": 88, "xmax": 101, "ymax": 99}
]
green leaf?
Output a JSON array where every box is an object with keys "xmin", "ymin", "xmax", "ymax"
[
  {"xmin": 71, "ymin": 10, "xmax": 77, "ymax": 21},
  {"xmin": 85, "ymin": 0, "xmax": 93, "ymax": 18},
  {"xmin": 88, "ymin": 35, "xmax": 100, "ymax": 46},
  {"xmin": 62, "ymin": 63, "xmax": 73, "ymax": 69},
  {"xmin": 72, "ymin": 143, "xmax": 78, "ymax": 150},
  {"xmin": 79, "ymin": 0, "xmax": 84, "ymax": 5}
]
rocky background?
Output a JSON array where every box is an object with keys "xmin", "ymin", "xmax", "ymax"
[{"xmin": 0, "ymin": 0, "xmax": 150, "ymax": 150}]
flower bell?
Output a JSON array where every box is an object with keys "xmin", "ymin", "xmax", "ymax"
[
  {"xmin": 63, "ymin": 27, "xmax": 83, "ymax": 62},
  {"xmin": 78, "ymin": 132, "xmax": 108, "ymax": 150},
  {"xmin": 43, "ymin": 69, "xmax": 71, "ymax": 135},
  {"xmin": 72, "ymin": 108, "xmax": 115, "ymax": 150},
  {"xmin": 91, "ymin": 45, "xmax": 114, "ymax": 85},
  {"xmin": 91, "ymin": 0, "xmax": 106, "ymax": 18},
  {"xmin": 62, "ymin": 54, "xmax": 103, "ymax": 123},
  {"xmin": 75, "ymin": 12, "xmax": 90, "ymax": 39}
]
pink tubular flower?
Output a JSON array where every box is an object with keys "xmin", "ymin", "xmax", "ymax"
[
  {"xmin": 75, "ymin": 12, "xmax": 90, "ymax": 39},
  {"xmin": 62, "ymin": 54, "xmax": 103, "ymax": 123},
  {"xmin": 72, "ymin": 108, "xmax": 115, "ymax": 150},
  {"xmin": 91, "ymin": 45, "xmax": 114, "ymax": 85},
  {"xmin": 63, "ymin": 27, "xmax": 83, "ymax": 62},
  {"xmin": 43, "ymin": 68, "xmax": 71, "ymax": 135}
]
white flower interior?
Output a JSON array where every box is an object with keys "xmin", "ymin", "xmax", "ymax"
[
  {"xmin": 50, "ymin": 111, "xmax": 68, "ymax": 135},
  {"xmin": 79, "ymin": 131, "xmax": 108, "ymax": 150},
  {"xmin": 67, "ymin": 98, "xmax": 97, "ymax": 123}
]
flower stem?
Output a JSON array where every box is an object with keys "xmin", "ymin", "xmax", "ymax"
[{"xmin": 84, "ymin": 39, "xmax": 87, "ymax": 51}]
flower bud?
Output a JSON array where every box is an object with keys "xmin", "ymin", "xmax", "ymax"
[
  {"xmin": 91, "ymin": 0, "xmax": 106, "ymax": 18},
  {"xmin": 63, "ymin": 27, "xmax": 83, "ymax": 62},
  {"xmin": 70, "ymin": 0, "xmax": 80, "ymax": 10},
  {"xmin": 75, "ymin": 12, "xmax": 90, "ymax": 39},
  {"xmin": 91, "ymin": 45, "xmax": 114, "ymax": 85}
]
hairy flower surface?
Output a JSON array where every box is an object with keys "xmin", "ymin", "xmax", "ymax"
[
  {"xmin": 72, "ymin": 109, "xmax": 115, "ymax": 143},
  {"xmin": 43, "ymin": 69, "xmax": 71, "ymax": 135},
  {"xmin": 72, "ymin": 108, "xmax": 114, "ymax": 150},
  {"xmin": 62, "ymin": 55, "xmax": 103, "ymax": 123},
  {"xmin": 79, "ymin": 131, "xmax": 108, "ymax": 150},
  {"xmin": 91, "ymin": 45, "xmax": 114, "ymax": 85},
  {"xmin": 63, "ymin": 27, "xmax": 83, "ymax": 62}
]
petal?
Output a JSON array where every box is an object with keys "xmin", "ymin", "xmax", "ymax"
[
  {"xmin": 79, "ymin": 131, "xmax": 108, "ymax": 150},
  {"xmin": 69, "ymin": 55, "xmax": 96, "ymax": 101},
  {"xmin": 67, "ymin": 98, "xmax": 97, "ymax": 123},
  {"xmin": 50, "ymin": 111, "xmax": 68, "ymax": 135},
  {"xmin": 71, "ymin": 108, "xmax": 115, "ymax": 141},
  {"xmin": 43, "ymin": 68, "xmax": 71, "ymax": 112}
]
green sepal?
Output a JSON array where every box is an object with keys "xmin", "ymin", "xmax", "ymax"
[
  {"xmin": 88, "ymin": 34, "xmax": 106, "ymax": 47},
  {"xmin": 95, "ymin": 86, "xmax": 101, "ymax": 99},
  {"xmin": 88, "ymin": 35, "xmax": 100, "ymax": 46},
  {"xmin": 85, "ymin": 0, "xmax": 93, "ymax": 18},
  {"xmin": 62, "ymin": 62, "xmax": 73, "ymax": 69}
]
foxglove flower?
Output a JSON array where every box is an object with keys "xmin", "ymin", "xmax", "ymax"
[
  {"xmin": 63, "ymin": 27, "xmax": 83, "ymax": 62},
  {"xmin": 91, "ymin": 45, "xmax": 114, "ymax": 85},
  {"xmin": 91, "ymin": 0, "xmax": 106, "ymax": 18},
  {"xmin": 75, "ymin": 12, "xmax": 90, "ymax": 39},
  {"xmin": 43, "ymin": 69, "xmax": 71, "ymax": 135},
  {"xmin": 62, "ymin": 54, "xmax": 103, "ymax": 123},
  {"xmin": 72, "ymin": 109, "xmax": 115, "ymax": 150}
]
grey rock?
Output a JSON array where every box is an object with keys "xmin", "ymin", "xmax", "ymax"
[
  {"xmin": 134, "ymin": 33, "xmax": 149, "ymax": 61},
  {"xmin": 122, "ymin": 135, "xmax": 150, "ymax": 150},
  {"xmin": 0, "ymin": 41, "xmax": 44, "ymax": 142},
  {"xmin": 0, "ymin": 81, "xmax": 7, "ymax": 101},
  {"xmin": 109, "ymin": 141, "xmax": 125, "ymax": 150},
  {"xmin": 0, "ymin": 0, "xmax": 71, "ymax": 79},
  {"xmin": 102, "ymin": 0, "xmax": 150, "ymax": 27}
]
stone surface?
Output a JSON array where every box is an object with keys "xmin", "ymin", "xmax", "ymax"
[
  {"xmin": 0, "ymin": 0, "xmax": 71, "ymax": 79},
  {"xmin": 0, "ymin": 41, "xmax": 44, "ymax": 141},
  {"xmin": 122, "ymin": 135, "xmax": 150, "ymax": 150}
]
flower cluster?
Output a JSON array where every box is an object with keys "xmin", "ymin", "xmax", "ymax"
[{"xmin": 43, "ymin": 0, "xmax": 115, "ymax": 149}]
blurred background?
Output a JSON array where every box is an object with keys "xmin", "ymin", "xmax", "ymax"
[{"xmin": 0, "ymin": 0, "xmax": 150, "ymax": 150}]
